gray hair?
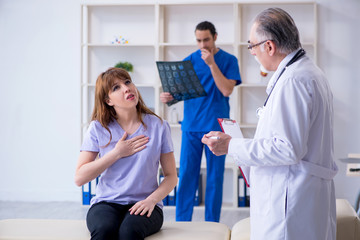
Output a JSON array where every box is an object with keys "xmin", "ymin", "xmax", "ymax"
[{"xmin": 254, "ymin": 8, "xmax": 301, "ymax": 55}]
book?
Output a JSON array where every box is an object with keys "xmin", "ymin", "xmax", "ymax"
[
  {"xmin": 159, "ymin": 174, "xmax": 168, "ymax": 205},
  {"xmin": 238, "ymin": 175, "xmax": 246, "ymax": 207}
]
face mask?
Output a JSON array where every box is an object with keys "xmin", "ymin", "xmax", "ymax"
[{"xmin": 254, "ymin": 56, "xmax": 269, "ymax": 77}]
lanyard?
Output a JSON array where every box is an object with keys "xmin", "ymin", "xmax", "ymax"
[{"xmin": 263, "ymin": 48, "xmax": 306, "ymax": 107}]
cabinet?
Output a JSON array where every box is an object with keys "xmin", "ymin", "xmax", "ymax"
[{"xmin": 80, "ymin": 1, "xmax": 317, "ymax": 208}]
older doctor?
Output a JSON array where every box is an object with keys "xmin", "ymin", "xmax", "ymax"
[{"xmin": 202, "ymin": 8, "xmax": 338, "ymax": 240}]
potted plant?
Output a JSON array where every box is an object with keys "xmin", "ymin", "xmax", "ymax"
[{"xmin": 114, "ymin": 61, "xmax": 133, "ymax": 73}]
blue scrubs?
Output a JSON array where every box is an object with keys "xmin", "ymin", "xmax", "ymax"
[{"xmin": 176, "ymin": 49, "xmax": 241, "ymax": 222}]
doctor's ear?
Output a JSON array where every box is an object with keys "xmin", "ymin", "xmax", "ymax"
[
  {"xmin": 212, "ymin": 33, "xmax": 218, "ymax": 42},
  {"xmin": 265, "ymin": 40, "xmax": 276, "ymax": 56}
]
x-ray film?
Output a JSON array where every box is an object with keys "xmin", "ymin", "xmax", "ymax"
[{"xmin": 156, "ymin": 61, "xmax": 207, "ymax": 106}]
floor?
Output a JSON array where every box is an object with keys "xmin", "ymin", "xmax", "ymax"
[{"xmin": 0, "ymin": 201, "xmax": 249, "ymax": 228}]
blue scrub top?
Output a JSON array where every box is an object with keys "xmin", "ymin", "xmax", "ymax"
[{"xmin": 181, "ymin": 49, "xmax": 241, "ymax": 132}]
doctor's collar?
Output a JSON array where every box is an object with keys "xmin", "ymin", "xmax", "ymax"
[{"xmin": 263, "ymin": 48, "xmax": 306, "ymax": 107}]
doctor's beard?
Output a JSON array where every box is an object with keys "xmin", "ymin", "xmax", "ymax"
[{"xmin": 254, "ymin": 56, "xmax": 270, "ymax": 77}]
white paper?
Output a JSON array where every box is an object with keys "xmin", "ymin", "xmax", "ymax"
[{"xmin": 218, "ymin": 118, "xmax": 243, "ymax": 138}]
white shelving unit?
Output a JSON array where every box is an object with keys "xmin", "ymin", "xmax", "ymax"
[{"xmin": 80, "ymin": 1, "xmax": 317, "ymax": 208}]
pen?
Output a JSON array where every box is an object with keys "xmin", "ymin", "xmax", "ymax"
[{"xmin": 208, "ymin": 136, "xmax": 220, "ymax": 140}]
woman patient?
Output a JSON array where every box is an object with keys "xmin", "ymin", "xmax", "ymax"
[{"xmin": 75, "ymin": 67, "xmax": 177, "ymax": 240}]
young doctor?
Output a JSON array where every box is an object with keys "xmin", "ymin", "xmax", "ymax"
[
  {"xmin": 160, "ymin": 21, "xmax": 241, "ymax": 222},
  {"xmin": 75, "ymin": 68, "xmax": 177, "ymax": 240},
  {"xmin": 202, "ymin": 8, "xmax": 338, "ymax": 240}
]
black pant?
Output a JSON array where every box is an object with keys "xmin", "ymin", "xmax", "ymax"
[{"xmin": 86, "ymin": 201, "xmax": 163, "ymax": 240}]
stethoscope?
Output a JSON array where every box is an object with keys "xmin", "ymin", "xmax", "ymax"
[{"xmin": 256, "ymin": 48, "xmax": 306, "ymax": 118}]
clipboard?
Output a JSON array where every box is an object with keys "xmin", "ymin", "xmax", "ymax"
[
  {"xmin": 218, "ymin": 118, "xmax": 250, "ymax": 187},
  {"xmin": 156, "ymin": 61, "xmax": 207, "ymax": 106},
  {"xmin": 217, "ymin": 118, "xmax": 243, "ymax": 138}
]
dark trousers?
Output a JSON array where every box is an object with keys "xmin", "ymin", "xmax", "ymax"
[{"xmin": 86, "ymin": 201, "xmax": 163, "ymax": 240}]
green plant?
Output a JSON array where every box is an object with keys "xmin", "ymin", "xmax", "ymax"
[{"xmin": 114, "ymin": 61, "xmax": 133, "ymax": 72}]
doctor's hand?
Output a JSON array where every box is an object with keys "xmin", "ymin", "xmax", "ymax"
[
  {"xmin": 160, "ymin": 92, "xmax": 174, "ymax": 103},
  {"xmin": 201, "ymin": 131, "xmax": 232, "ymax": 156},
  {"xmin": 201, "ymin": 48, "xmax": 215, "ymax": 66}
]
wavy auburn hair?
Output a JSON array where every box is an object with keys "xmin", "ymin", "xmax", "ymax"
[{"xmin": 91, "ymin": 67, "xmax": 161, "ymax": 146}]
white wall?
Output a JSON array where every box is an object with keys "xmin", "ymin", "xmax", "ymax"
[
  {"xmin": 0, "ymin": 0, "xmax": 81, "ymax": 201},
  {"xmin": 0, "ymin": 0, "xmax": 359, "ymax": 207},
  {"xmin": 316, "ymin": 0, "xmax": 360, "ymax": 207}
]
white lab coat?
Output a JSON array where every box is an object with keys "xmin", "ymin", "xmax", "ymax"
[{"xmin": 228, "ymin": 50, "xmax": 338, "ymax": 240}]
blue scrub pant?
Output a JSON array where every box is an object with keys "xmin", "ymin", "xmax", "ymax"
[{"xmin": 176, "ymin": 131, "xmax": 225, "ymax": 222}]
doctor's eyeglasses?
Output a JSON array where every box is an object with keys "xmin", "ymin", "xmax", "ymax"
[{"xmin": 247, "ymin": 39, "xmax": 273, "ymax": 50}]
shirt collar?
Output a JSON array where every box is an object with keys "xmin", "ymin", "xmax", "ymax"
[{"xmin": 266, "ymin": 48, "xmax": 300, "ymax": 94}]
